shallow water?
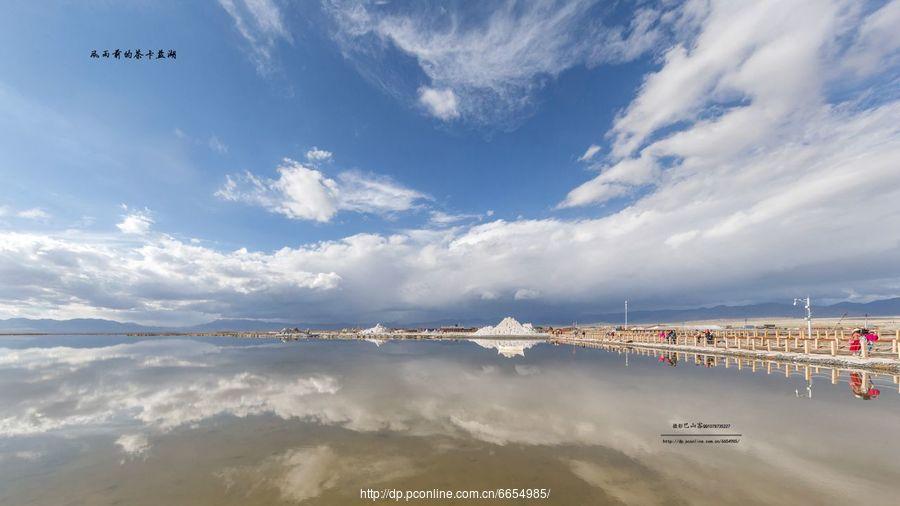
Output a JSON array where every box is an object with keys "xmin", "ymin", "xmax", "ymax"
[{"xmin": 1, "ymin": 336, "xmax": 898, "ymax": 505}]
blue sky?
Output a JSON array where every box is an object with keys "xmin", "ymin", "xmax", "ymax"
[{"xmin": 1, "ymin": 0, "xmax": 899, "ymax": 325}]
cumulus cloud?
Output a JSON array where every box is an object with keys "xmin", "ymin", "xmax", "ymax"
[
  {"xmin": 563, "ymin": 0, "xmax": 900, "ymax": 209},
  {"xmin": 217, "ymin": 0, "xmax": 292, "ymax": 74},
  {"xmin": 305, "ymin": 147, "xmax": 333, "ymax": 162},
  {"xmin": 417, "ymin": 86, "xmax": 459, "ymax": 120},
  {"xmin": 0, "ymin": 231, "xmax": 342, "ymax": 324},
  {"xmin": 216, "ymin": 158, "xmax": 427, "ymax": 222},
  {"xmin": 514, "ymin": 288, "xmax": 540, "ymax": 301},
  {"xmin": 328, "ymin": 0, "xmax": 675, "ymax": 125},
  {"xmin": 116, "ymin": 207, "xmax": 154, "ymax": 235}
]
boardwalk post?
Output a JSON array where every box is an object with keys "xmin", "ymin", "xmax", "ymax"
[
  {"xmin": 767, "ymin": 338, "xmax": 772, "ymax": 352},
  {"xmin": 862, "ymin": 339, "xmax": 869, "ymax": 359},
  {"xmin": 831, "ymin": 368, "xmax": 838, "ymax": 384},
  {"xmin": 784, "ymin": 338, "xmax": 790, "ymax": 353},
  {"xmin": 895, "ymin": 330, "xmax": 899, "ymax": 359},
  {"xmin": 804, "ymin": 340, "xmax": 809, "ymax": 355},
  {"xmin": 830, "ymin": 339, "xmax": 836, "ymax": 357}
]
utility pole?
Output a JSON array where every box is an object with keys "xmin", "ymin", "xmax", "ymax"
[
  {"xmin": 793, "ymin": 296, "xmax": 812, "ymax": 338},
  {"xmin": 624, "ymin": 300, "xmax": 628, "ymax": 330}
]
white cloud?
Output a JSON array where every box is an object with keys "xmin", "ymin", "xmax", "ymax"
[
  {"xmin": 428, "ymin": 210, "xmax": 487, "ymax": 226},
  {"xmin": 328, "ymin": 0, "xmax": 674, "ymax": 125},
  {"xmin": 116, "ymin": 208, "xmax": 154, "ymax": 235},
  {"xmin": 216, "ymin": 158, "xmax": 427, "ymax": 222},
  {"xmin": 305, "ymin": 147, "xmax": 333, "ymax": 162},
  {"xmin": 208, "ymin": 135, "xmax": 228, "ymax": 154},
  {"xmin": 16, "ymin": 208, "xmax": 50, "ymax": 220},
  {"xmin": 417, "ymin": 86, "xmax": 459, "ymax": 120},
  {"xmin": 514, "ymin": 288, "xmax": 540, "ymax": 301},
  {"xmin": 217, "ymin": 0, "xmax": 291, "ymax": 74},
  {"xmin": 578, "ymin": 144, "xmax": 601, "ymax": 162},
  {"xmin": 562, "ymin": 0, "xmax": 900, "ymax": 209}
]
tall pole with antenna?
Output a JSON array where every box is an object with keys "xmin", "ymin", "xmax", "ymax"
[
  {"xmin": 624, "ymin": 300, "xmax": 628, "ymax": 330},
  {"xmin": 793, "ymin": 296, "xmax": 812, "ymax": 338}
]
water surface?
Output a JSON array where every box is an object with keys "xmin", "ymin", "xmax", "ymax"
[{"xmin": 1, "ymin": 336, "xmax": 898, "ymax": 505}]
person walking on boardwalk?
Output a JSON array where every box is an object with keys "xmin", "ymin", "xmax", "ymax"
[
  {"xmin": 863, "ymin": 329, "xmax": 879, "ymax": 354},
  {"xmin": 849, "ymin": 329, "xmax": 863, "ymax": 355}
]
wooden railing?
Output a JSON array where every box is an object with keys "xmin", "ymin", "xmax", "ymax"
[{"xmin": 561, "ymin": 328, "xmax": 900, "ymax": 360}]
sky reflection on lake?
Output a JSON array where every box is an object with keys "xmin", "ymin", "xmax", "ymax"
[{"xmin": 1, "ymin": 336, "xmax": 898, "ymax": 505}]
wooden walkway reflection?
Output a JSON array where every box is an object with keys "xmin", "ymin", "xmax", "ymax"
[{"xmin": 553, "ymin": 339, "xmax": 900, "ymax": 396}]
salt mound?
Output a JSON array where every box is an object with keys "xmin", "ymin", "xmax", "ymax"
[
  {"xmin": 473, "ymin": 317, "xmax": 538, "ymax": 336},
  {"xmin": 360, "ymin": 323, "xmax": 388, "ymax": 335}
]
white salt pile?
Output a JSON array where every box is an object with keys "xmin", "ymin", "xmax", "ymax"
[
  {"xmin": 360, "ymin": 323, "xmax": 388, "ymax": 335},
  {"xmin": 473, "ymin": 317, "xmax": 539, "ymax": 336}
]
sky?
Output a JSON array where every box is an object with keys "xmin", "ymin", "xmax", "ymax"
[{"xmin": 0, "ymin": 0, "xmax": 899, "ymax": 326}]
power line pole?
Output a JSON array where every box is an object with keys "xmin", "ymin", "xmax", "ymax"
[{"xmin": 793, "ymin": 296, "xmax": 812, "ymax": 338}]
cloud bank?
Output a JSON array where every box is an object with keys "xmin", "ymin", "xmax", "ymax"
[{"xmin": 215, "ymin": 158, "xmax": 428, "ymax": 222}]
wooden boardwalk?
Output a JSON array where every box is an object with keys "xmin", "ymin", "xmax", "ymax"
[{"xmin": 562, "ymin": 328, "xmax": 900, "ymax": 360}]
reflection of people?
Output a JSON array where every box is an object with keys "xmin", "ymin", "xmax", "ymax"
[
  {"xmin": 705, "ymin": 356, "xmax": 715, "ymax": 367},
  {"xmin": 657, "ymin": 353, "xmax": 678, "ymax": 366},
  {"xmin": 849, "ymin": 372, "xmax": 880, "ymax": 400}
]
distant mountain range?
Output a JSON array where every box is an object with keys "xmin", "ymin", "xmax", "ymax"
[
  {"xmin": 583, "ymin": 298, "xmax": 900, "ymax": 325},
  {"xmin": 2, "ymin": 297, "xmax": 899, "ymax": 333}
]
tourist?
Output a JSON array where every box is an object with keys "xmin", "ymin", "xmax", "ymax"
[
  {"xmin": 849, "ymin": 329, "xmax": 862, "ymax": 355},
  {"xmin": 705, "ymin": 329, "xmax": 714, "ymax": 345},
  {"xmin": 864, "ymin": 329, "xmax": 879, "ymax": 354}
]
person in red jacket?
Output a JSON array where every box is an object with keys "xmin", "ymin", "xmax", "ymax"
[{"xmin": 849, "ymin": 329, "xmax": 862, "ymax": 354}]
